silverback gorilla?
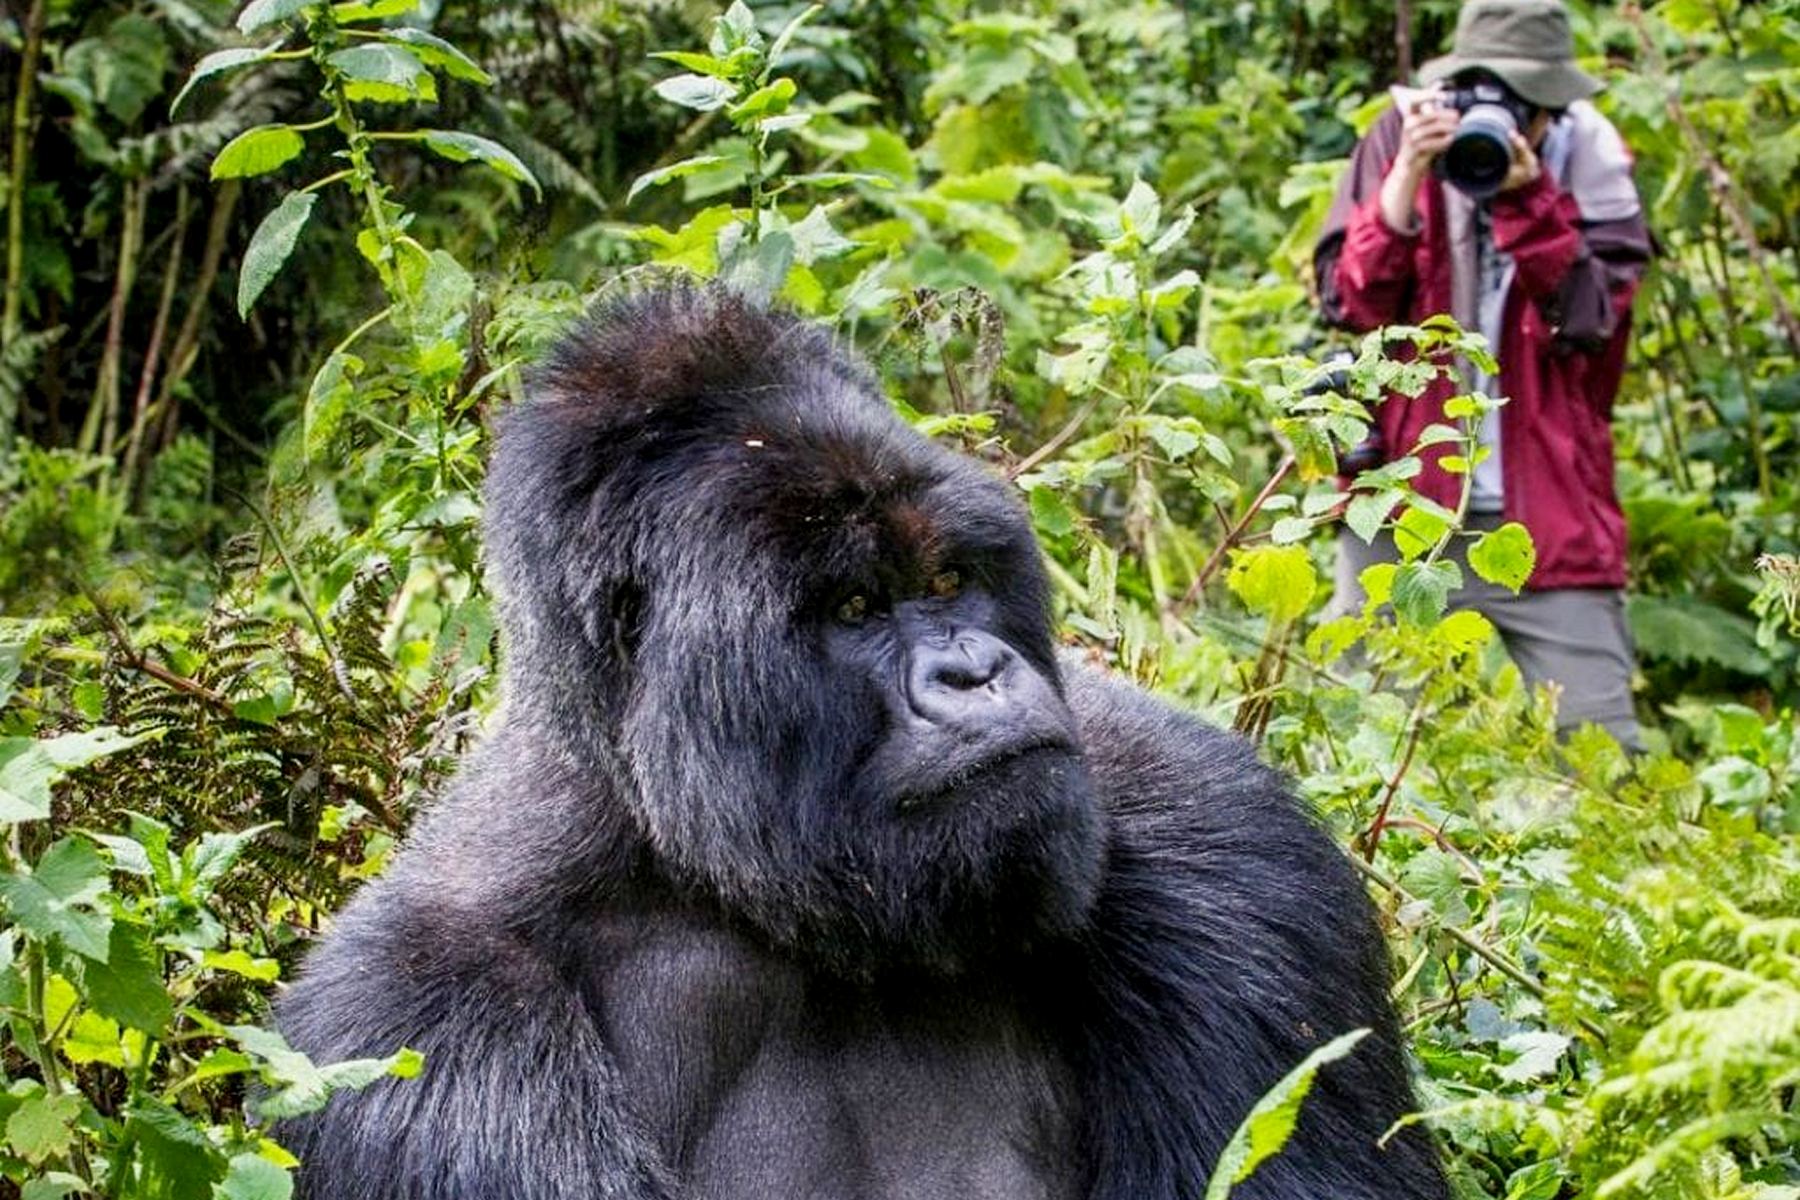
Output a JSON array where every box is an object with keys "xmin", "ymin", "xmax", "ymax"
[{"xmin": 277, "ymin": 285, "xmax": 1448, "ymax": 1199}]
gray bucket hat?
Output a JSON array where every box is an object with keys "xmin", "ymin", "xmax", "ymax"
[{"xmin": 1419, "ymin": 0, "xmax": 1602, "ymax": 109}]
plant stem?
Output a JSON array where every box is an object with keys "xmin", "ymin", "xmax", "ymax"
[
  {"xmin": 0, "ymin": 0, "xmax": 47, "ymax": 458},
  {"xmin": 154, "ymin": 180, "xmax": 240, "ymax": 452},
  {"xmin": 121, "ymin": 186, "xmax": 191, "ymax": 498},
  {"xmin": 1176, "ymin": 452, "xmax": 1296, "ymax": 612},
  {"xmin": 80, "ymin": 178, "xmax": 147, "ymax": 461}
]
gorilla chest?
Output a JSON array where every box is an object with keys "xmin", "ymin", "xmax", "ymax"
[{"xmin": 597, "ymin": 931, "xmax": 1082, "ymax": 1200}]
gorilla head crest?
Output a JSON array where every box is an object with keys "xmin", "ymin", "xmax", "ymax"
[{"xmin": 484, "ymin": 284, "xmax": 1104, "ymax": 971}]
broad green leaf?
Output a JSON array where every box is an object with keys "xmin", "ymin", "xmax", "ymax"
[
  {"xmin": 237, "ymin": 0, "xmax": 310, "ymax": 34},
  {"xmin": 1029, "ymin": 486, "xmax": 1076, "ymax": 538},
  {"xmin": 233, "ymin": 1024, "xmax": 422, "ymax": 1120},
  {"xmin": 1467, "ymin": 522, "xmax": 1536, "ymax": 593},
  {"xmin": 0, "ymin": 739, "xmax": 57, "ymax": 823},
  {"xmin": 653, "ymin": 72, "xmax": 737, "ymax": 112},
  {"xmin": 649, "ymin": 50, "xmax": 738, "ymax": 79},
  {"xmin": 380, "ymin": 27, "xmax": 489, "ymax": 83},
  {"xmin": 326, "ymin": 44, "xmax": 433, "ymax": 103},
  {"xmin": 1203, "ymin": 1029, "xmax": 1371, "ymax": 1198},
  {"xmin": 1496, "ymin": 1031, "xmax": 1571, "ymax": 1083},
  {"xmin": 1226, "ymin": 545, "xmax": 1317, "ymax": 625},
  {"xmin": 23, "ymin": 1172, "xmax": 88, "ymax": 1200},
  {"xmin": 1391, "ymin": 558, "xmax": 1463, "ymax": 627},
  {"xmin": 728, "ymin": 77, "xmax": 795, "ymax": 123},
  {"xmin": 60, "ymin": 1009, "xmax": 125, "ymax": 1067},
  {"xmin": 81, "ymin": 922, "xmax": 172, "ymax": 1034},
  {"xmin": 171, "ymin": 43, "xmax": 281, "ymax": 114},
  {"xmin": 203, "ymin": 948, "xmax": 281, "ymax": 982},
  {"xmin": 331, "ymin": 0, "xmax": 417, "ymax": 22},
  {"xmin": 1270, "ymin": 517, "xmax": 1312, "ymax": 546},
  {"xmin": 626, "ymin": 154, "xmax": 727, "ymax": 205},
  {"xmin": 211, "ymin": 124, "xmax": 305, "ymax": 180},
  {"xmin": 4, "ymin": 1089, "xmax": 83, "ymax": 1165},
  {"xmin": 215, "ymin": 1152, "xmax": 293, "ymax": 1200},
  {"xmin": 1119, "ymin": 177, "xmax": 1160, "ymax": 239},
  {"xmin": 719, "ymin": 229, "xmax": 794, "ymax": 300},
  {"xmin": 1344, "ymin": 490, "xmax": 1398, "ymax": 544},
  {"xmin": 238, "ymin": 191, "xmax": 317, "ymax": 318},
  {"xmin": 418, "ymin": 131, "xmax": 540, "ymax": 197},
  {"xmin": 0, "ymin": 838, "xmax": 114, "ymax": 960}
]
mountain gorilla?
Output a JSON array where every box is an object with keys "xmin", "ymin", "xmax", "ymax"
[{"xmin": 277, "ymin": 285, "xmax": 1447, "ymax": 1199}]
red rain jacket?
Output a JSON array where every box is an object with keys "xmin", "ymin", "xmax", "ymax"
[{"xmin": 1315, "ymin": 104, "xmax": 1653, "ymax": 590}]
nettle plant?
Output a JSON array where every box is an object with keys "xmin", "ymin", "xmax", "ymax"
[
  {"xmin": 626, "ymin": 3, "xmax": 893, "ymax": 306},
  {"xmin": 0, "ymin": 629, "xmax": 415, "ymax": 1199}
]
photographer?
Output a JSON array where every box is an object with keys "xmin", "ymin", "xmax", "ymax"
[{"xmin": 1315, "ymin": 0, "xmax": 1653, "ymax": 749}]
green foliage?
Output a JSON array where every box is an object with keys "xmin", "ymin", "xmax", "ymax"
[{"xmin": 0, "ymin": 0, "xmax": 1796, "ymax": 1195}]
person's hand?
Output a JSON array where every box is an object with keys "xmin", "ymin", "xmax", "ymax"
[
  {"xmin": 1497, "ymin": 129, "xmax": 1543, "ymax": 193},
  {"xmin": 1394, "ymin": 93, "xmax": 1460, "ymax": 175},
  {"xmin": 1380, "ymin": 91, "xmax": 1458, "ymax": 232}
]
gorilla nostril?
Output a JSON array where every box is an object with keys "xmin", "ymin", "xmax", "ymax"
[
  {"xmin": 932, "ymin": 654, "xmax": 1002, "ymax": 691},
  {"xmin": 914, "ymin": 636, "xmax": 1012, "ymax": 706}
]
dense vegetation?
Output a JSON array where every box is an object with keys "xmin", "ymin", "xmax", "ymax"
[{"xmin": 1, "ymin": 0, "xmax": 1796, "ymax": 1195}]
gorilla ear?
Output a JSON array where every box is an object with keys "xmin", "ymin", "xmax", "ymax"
[{"xmin": 527, "ymin": 283, "xmax": 865, "ymax": 427}]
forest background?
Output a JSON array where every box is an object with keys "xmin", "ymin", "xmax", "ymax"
[{"xmin": 0, "ymin": 0, "xmax": 1796, "ymax": 1196}]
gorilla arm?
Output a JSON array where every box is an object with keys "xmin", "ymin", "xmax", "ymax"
[
  {"xmin": 274, "ymin": 745, "xmax": 679, "ymax": 1200},
  {"xmin": 1062, "ymin": 664, "xmax": 1448, "ymax": 1200}
]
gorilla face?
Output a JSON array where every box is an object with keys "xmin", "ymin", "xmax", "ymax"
[{"xmin": 487, "ymin": 288, "xmax": 1104, "ymax": 971}]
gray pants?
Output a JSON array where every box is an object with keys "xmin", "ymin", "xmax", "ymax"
[{"xmin": 1333, "ymin": 517, "xmax": 1643, "ymax": 751}]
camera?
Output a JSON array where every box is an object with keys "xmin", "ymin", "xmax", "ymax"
[{"xmin": 1434, "ymin": 77, "xmax": 1537, "ymax": 199}]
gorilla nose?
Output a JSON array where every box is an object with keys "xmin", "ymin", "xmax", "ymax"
[{"xmin": 908, "ymin": 632, "xmax": 1017, "ymax": 722}]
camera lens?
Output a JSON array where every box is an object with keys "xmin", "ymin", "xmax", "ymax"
[{"xmin": 1441, "ymin": 105, "xmax": 1517, "ymax": 199}]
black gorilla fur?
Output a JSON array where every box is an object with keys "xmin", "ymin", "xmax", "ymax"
[{"xmin": 277, "ymin": 285, "xmax": 1448, "ymax": 1199}]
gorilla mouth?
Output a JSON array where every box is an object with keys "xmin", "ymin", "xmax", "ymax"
[{"xmin": 894, "ymin": 738, "xmax": 1081, "ymax": 814}]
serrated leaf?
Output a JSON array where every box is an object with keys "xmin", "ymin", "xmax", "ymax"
[
  {"xmin": 0, "ymin": 839, "xmax": 114, "ymax": 960},
  {"xmin": 215, "ymin": 1152, "xmax": 293, "ymax": 1200},
  {"xmin": 326, "ymin": 43, "xmax": 432, "ymax": 103},
  {"xmin": 238, "ymin": 191, "xmax": 316, "ymax": 318},
  {"xmin": 23, "ymin": 1174, "xmax": 88, "ymax": 1200},
  {"xmin": 5, "ymin": 1090, "xmax": 83, "ymax": 1165},
  {"xmin": 1029, "ymin": 486, "xmax": 1076, "ymax": 538},
  {"xmin": 1226, "ymin": 545, "xmax": 1317, "ymax": 625},
  {"xmin": 1203, "ymin": 1029, "xmax": 1371, "ymax": 1198},
  {"xmin": 418, "ymin": 130, "xmax": 539, "ymax": 196},
  {"xmin": 1270, "ymin": 516, "xmax": 1312, "ymax": 546},
  {"xmin": 653, "ymin": 72, "xmax": 737, "ymax": 112},
  {"xmin": 237, "ymin": 0, "xmax": 310, "ymax": 33},
  {"xmin": 1467, "ymin": 522, "xmax": 1536, "ymax": 593},
  {"xmin": 626, "ymin": 154, "xmax": 727, "ymax": 205},
  {"xmin": 172, "ymin": 43, "xmax": 281, "ymax": 114},
  {"xmin": 1343, "ymin": 490, "xmax": 1396, "ymax": 543},
  {"xmin": 211, "ymin": 124, "xmax": 305, "ymax": 180},
  {"xmin": 0, "ymin": 739, "xmax": 56, "ymax": 822},
  {"xmin": 1391, "ymin": 558, "xmax": 1463, "ymax": 627},
  {"xmin": 81, "ymin": 922, "xmax": 172, "ymax": 1034},
  {"xmin": 1496, "ymin": 1031, "xmax": 1570, "ymax": 1084},
  {"xmin": 380, "ymin": 27, "xmax": 489, "ymax": 83}
]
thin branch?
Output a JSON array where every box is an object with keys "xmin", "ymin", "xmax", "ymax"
[{"xmin": 1175, "ymin": 452, "xmax": 1296, "ymax": 612}]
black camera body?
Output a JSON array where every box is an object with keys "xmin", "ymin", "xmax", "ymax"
[{"xmin": 1434, "ymin": 78, "xmax": 1538, "ymax": 199}]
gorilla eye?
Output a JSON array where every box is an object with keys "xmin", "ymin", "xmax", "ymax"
[
  {"xmin": 928, "ymin": 570, "xmax": 962, "ymax": 600},
  {"xmin": 835, "ymin": 593, "xmax": 872, "ymax": 625}
]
